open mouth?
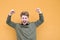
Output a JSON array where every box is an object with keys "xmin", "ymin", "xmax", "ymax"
[{"xmin": 23, "ymin": 21, "xmax": 26, "ymax": 23}]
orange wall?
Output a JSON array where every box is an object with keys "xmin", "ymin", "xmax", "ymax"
[{"xmin": 0, "ymin": 0, "xmax": 60, "ymax": 40}]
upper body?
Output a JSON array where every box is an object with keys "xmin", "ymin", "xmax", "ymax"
[{"xmin": 6, "ymin": 8, "xmax": 44, "ymax": 40}]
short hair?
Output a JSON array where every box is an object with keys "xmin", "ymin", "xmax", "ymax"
[{"xmin": 20, "ymin": 11, "xmax": 29, "ymax": 17}]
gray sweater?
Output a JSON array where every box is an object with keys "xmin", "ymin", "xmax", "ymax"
[{"xmin": 6, "ymin": 14, "xmax": 44, "ymax": 40}]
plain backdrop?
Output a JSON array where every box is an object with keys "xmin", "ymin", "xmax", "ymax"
[{"xmin": 0, "ymin": 0, "xmax": 60, "ymax": 40}]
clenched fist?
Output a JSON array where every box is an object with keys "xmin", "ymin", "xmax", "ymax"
[
  {"xmin": 8, "ymin": 9, "xmax": 15, "ymax": 16},
  {"xmin": 36, "ymin": 8, "xmax": 42, "ymax": 14}
]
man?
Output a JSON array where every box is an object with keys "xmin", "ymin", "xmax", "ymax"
[{"xmin": 6, "ymin": 8, "xmax": 44, "ymax": 40}]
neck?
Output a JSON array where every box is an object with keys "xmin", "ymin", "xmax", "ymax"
[{"xmin": 23, "ymin": 23, "xmax": 27, "ymax": 25}]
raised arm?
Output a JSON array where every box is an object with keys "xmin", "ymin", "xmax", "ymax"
[
  {"xmin": 6, "ymin": 9, "xmax": 16, "ymax": 28},
  {"xmin": 34, "ymin": 8, "xmax": 44, "ymax": 27}
]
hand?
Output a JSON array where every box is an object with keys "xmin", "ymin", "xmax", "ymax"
[
  {"xmin": 36, "ymin": 8, "xmax": 42, "ymax": 14},
  {"xmin": 8, "ymin": 9, "xmax": 15, "ymax": 16}
]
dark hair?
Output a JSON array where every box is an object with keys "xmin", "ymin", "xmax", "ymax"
[{"xmin": 20, "ymin": 11, "xmax": 29, "ymax": 17}]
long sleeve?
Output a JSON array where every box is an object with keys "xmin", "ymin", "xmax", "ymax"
[
  {"xmin": 6, "ymin": 15, "xmax": 16, "ymax": 28},
  {"xmin": 34, "ymin": 14, "xmax": 44, "ymax": 27}
]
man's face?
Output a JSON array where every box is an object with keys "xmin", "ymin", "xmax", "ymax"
[{"xmin": 21, "ymin": 15, "xmax": 29, "ymax": 25}]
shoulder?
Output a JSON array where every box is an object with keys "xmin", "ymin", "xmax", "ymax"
[{"xmin": 29, "ymin": 22, "xmax": 35, "ymax": 25}]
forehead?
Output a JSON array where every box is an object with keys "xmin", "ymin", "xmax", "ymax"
[{"xmin": 21, "ymin": 15, "xmax": 28, "ymax": 18}]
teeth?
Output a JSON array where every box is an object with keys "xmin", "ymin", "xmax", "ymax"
[{"xmin": 23, "ymin": 21, "xmax": 26, "ymax": 23}]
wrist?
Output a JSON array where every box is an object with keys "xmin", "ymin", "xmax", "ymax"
[
  {"xmin": 39, "ymin": 11, "xmax": 43, "ymax": 14},
  {"xmin": 8, "ymin": 13, "xmax": 12, "ymax": 16}
]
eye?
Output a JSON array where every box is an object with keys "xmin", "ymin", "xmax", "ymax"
[{"xmin": 22, "ymin": 17, "xmax": 24, "ymax": 19}]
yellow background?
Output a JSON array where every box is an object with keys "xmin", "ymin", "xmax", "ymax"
[{"xmin": 0, "ymin": 0, "xmax": 60, "ymax": 40}]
